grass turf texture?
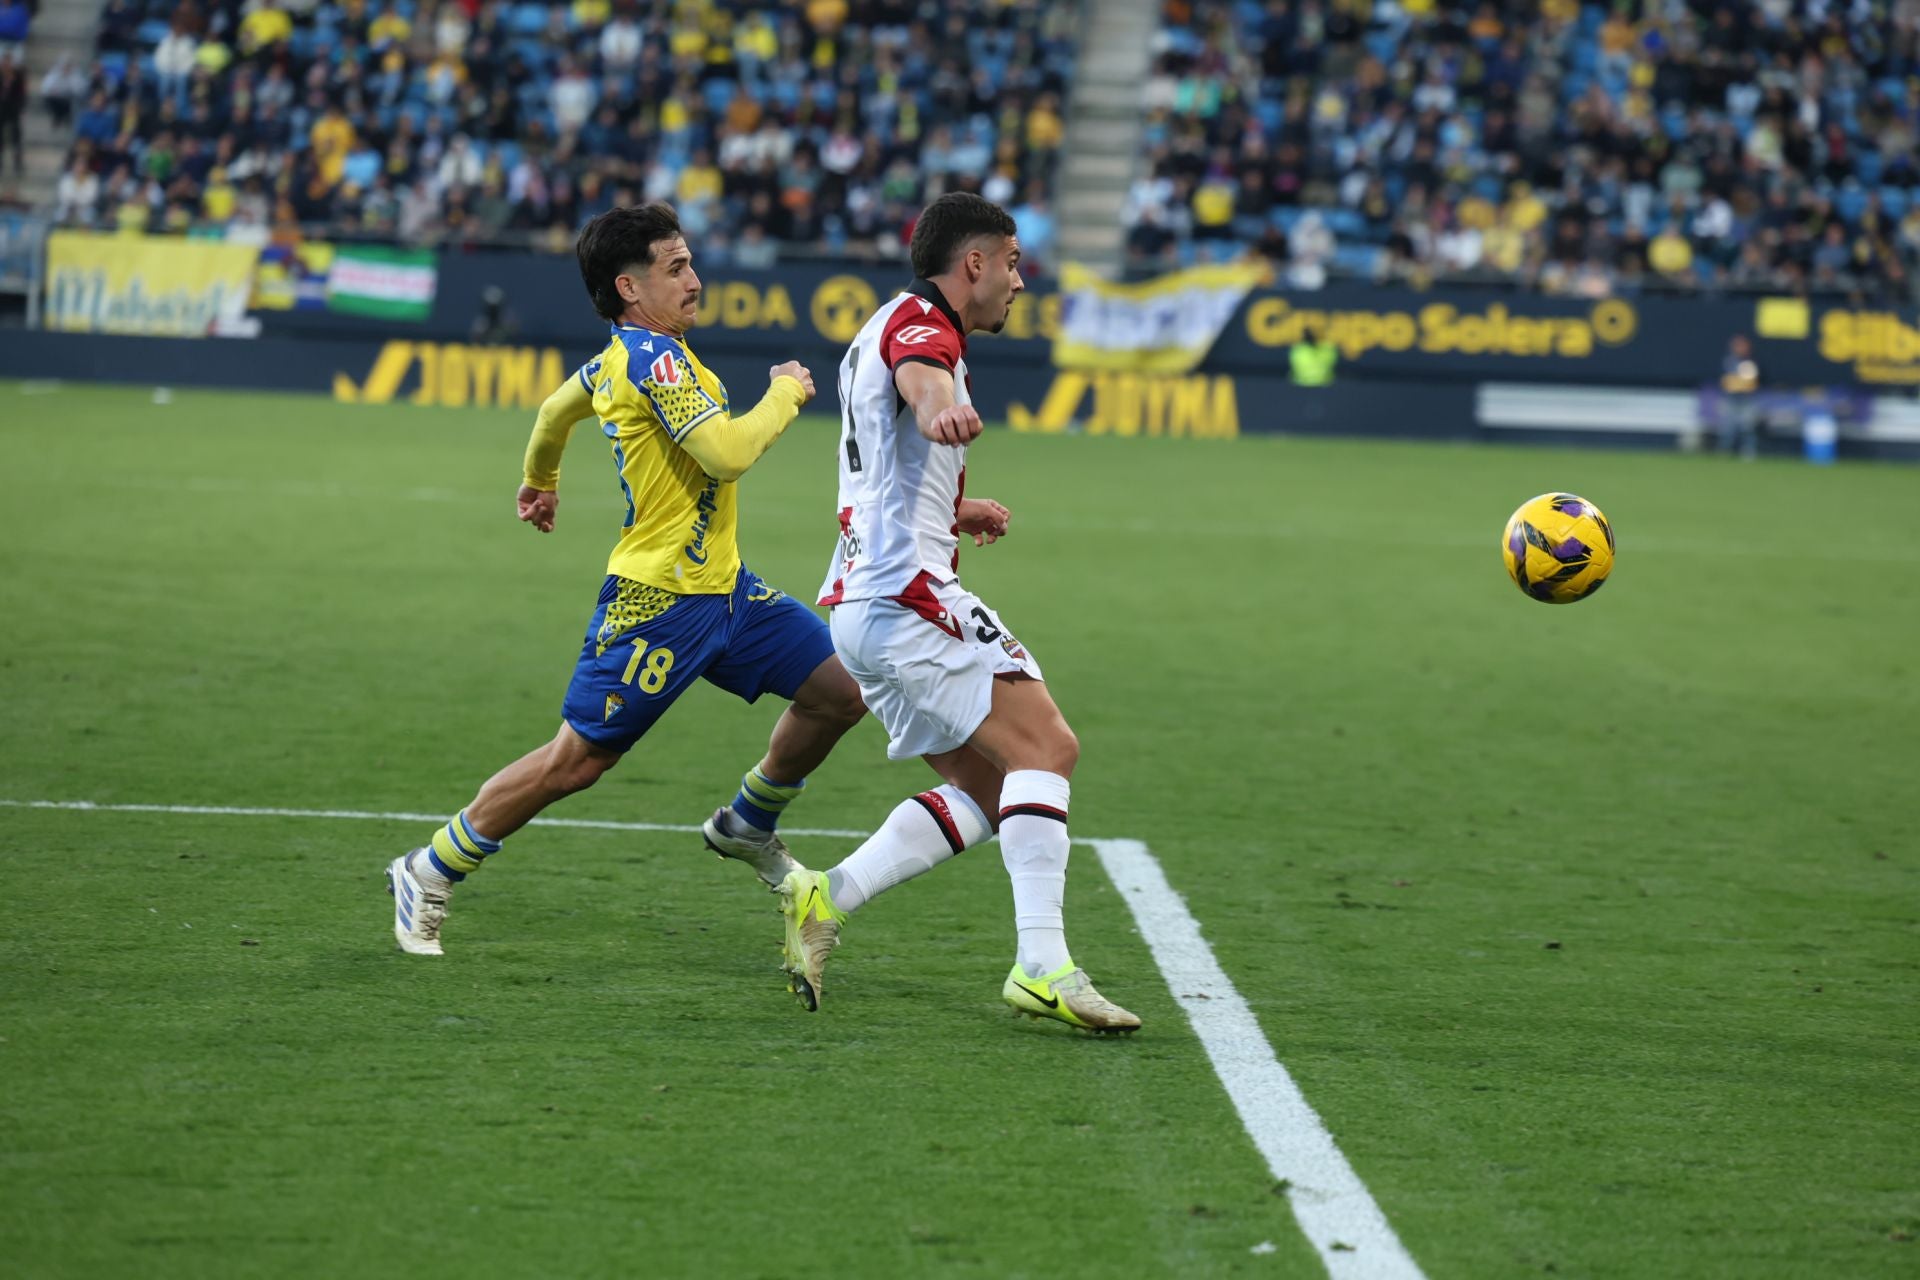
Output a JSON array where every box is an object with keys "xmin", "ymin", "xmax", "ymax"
[{"xmin": 2, "ymin": 381, "xmax": 1917, "ymax": 1279}]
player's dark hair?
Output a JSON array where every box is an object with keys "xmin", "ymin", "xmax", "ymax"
[
  {"xmin": 577, "ymin": 203, "xmax": 685, "ymax": 321},
  {"xmin": 910, "ymin": 192, "xmax": 1018, "ymax": 279}
]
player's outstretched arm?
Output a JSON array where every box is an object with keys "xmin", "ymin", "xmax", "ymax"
[
  {"xmin": 674, "ymin": 363, "xmax": 815, "ymax": 483},
  {"xmin": 896, "ymin": 360, "xmax": 983, "ymax": 447},
  {"xmin": 519, "ymin": 374, "xmax": 595, "ymax": 532}
]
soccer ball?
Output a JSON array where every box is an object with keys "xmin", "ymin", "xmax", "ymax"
[{"xmin": 1501, "ymin": 493, "xmax": 1615, "ymax": 603}]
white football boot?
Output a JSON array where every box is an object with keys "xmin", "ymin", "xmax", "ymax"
[
  {"xmin": 701, "ymin": 806, "xmax": 803, "ymax": 889},
  {"xmin": 385, "ymin": 850, "xmax": 452, "ymax": 956}
]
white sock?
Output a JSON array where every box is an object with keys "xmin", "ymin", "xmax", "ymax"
[
  {"xmin": 827, "ymin": 785, "xmax": 993, "ymax": 913},
  {"xmin": 999, "ymin": 769, "xmax": 1072, "ymax": 977},
  {"xmin": 409, "ymin": 849, "xmax": 453, "ymax": 890}
]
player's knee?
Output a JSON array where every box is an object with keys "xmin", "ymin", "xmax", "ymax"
[
  {"xmin": 555, "ymin": 757, "xmax": 613, "ymax": 794},
  {"xmin": 1042, "ymin": 726, "xmax": 1080, "ymax": 778},
  {"xmin": 825, "ymin": 679, "xmax": 867, "ymax": 728},
  {"xmin": 799, "ymin": 663, "xmax": 866, "ymax": 728},
  {"xmin": 1010, "ymin": 725, "xmax": 1078, "ymax": 778},
  {"xmin": 544, "ymin": 737, "xmax": 619, "ymax": 796}
]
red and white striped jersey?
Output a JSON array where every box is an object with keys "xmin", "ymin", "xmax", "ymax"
[{"xmin": 818, "ymin": 279, "xmax": 973, "ymax": 607}]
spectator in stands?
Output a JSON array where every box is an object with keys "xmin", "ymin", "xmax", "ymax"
[
  {"xmin": 1127, "ymin": 204, "xmax": 1176, "ymax": 266},
  {"xmin": 548, "ymin": 56, "xmax": 593, "ymax": 137},
  {"xmin": 433, "ymin": 1, "xmax": 470, "ymax": 55},
  {"xmin": 153, "ymin": 17, "xmax": 198, "ymax": 107},
  {"xmin": 1648, "ymin": 223, "xmax": 1694, "ymax": 288},
  {"xmin": 71, "ymin": 85, "xmax": 113, "ymax": 148},
  {"xmin": 40, "ymin": 55, "xmax": 83, "ymax": 128},
  {"xmin": 434, "ymin": 132, "xmax": 482, "ymax": 193},
  {"xmin": 0, "ymin": 0, "xmax": 28, "ymax": 59},
  {"xmin": 55, "ymin": 154, "xmax": 99, "ymax": 224},
  {"xmin": 96, "ymin": 0, "xmax": 139, "ymax": 54},
  {"xmin": 0, "ymin": 59, "xmax": 24, "ymax": 179},
  {"xmin": 734, "ymin": 220, "xmax": 778, "ymax": 270},
  {"xmin": 600, "ymin": 7, "xmax": 642, "ymax": 69},
  {"xmin": 239, "ymin": 2, "xmax": 294, "ymax": 58},
  {"xmin": 1010, "ymin": 182, "xmax": 1056, "ymax": 277}
]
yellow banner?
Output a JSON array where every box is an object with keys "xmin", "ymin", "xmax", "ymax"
[
  {"xmin": 1053, "ymin": 261, "xmax": 1270, "ymax": 374},
  {"xmin": 44, "ymin": 232, "xmax": 261, "ymax": 336}
]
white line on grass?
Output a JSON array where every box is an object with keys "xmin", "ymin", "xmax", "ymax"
[
  {"xmin": 4, "ymin": 799, "xmax": 1422, "ymax": 1278},
  {"xmin": 0, "ymin": 798, "xmax": 871, "ymax": 841},
  {"xmin": 1093, "ymin": 838, "xmax": 1426, "ymax": 1280}
]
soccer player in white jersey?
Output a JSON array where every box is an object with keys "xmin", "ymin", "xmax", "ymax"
[{"xmin": 779, "ymin": 192, "xmax": 1140, "ymax": 1034}]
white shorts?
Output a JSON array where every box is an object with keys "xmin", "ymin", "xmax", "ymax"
[{"xmin": 829, "ymin": 578, "xmax": 1044, "ymax": 760}]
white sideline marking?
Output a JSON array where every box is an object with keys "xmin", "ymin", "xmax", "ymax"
[
  {"xmin": 3, "ymin": 800, "xmax": 1422, "ymax": 1277},
  {"xmin": 1093, "ymin": 838, "xmax": 1426, "ymax": 1280},
  {"xmin": 0, "ymin": 798, "xmax": 870, "ymax": 841}
]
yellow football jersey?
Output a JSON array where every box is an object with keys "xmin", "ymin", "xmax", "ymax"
[{"xmin": 578, "ymin": 325, "xmax": 742, "ymax": 593}]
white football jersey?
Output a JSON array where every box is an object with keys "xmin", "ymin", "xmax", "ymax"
[{"xmin": 817, "ymin": 279, "xmax": 973, "ymax": 607}]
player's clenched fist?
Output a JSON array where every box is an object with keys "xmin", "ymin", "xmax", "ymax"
[
  {"xmin": 925, "ymin": 404, "xmax": 983, "ymax": 446},
  {"xmin": 517, "ymin": 484, "xmax": 558, "ymax": 533},
  {"xmin": 770, "ymin": 361, "xmax": 815, "ymax": 402}
]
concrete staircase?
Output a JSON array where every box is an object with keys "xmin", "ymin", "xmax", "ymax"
[
  {"xmin": 1054, "ymin": 0, "xmax": 1157, "ymax": 278},
  {"xmin": 4, "ymin": 0, "xmax": 104, "ymax": 210}
]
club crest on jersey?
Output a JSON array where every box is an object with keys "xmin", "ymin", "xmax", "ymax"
[{"xmin": 650, "ymin": 352, "xmax": 682, "ymax": 386}]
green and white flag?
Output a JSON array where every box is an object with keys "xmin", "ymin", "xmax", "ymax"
[{"xmin": 326, "ymin": 245, "xmax": 437, "ymax": 320}]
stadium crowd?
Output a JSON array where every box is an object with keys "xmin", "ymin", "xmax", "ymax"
[
  {"xmin": 45, "ymin": 0, "xmax": 1073, "ymax": 269},
  {"xmin": 1132, "ymin": 0, "xmax": 1920, "ymax": 299},
  {"xmin": 27, "ymin": 0, "xmax": 1920, "ymax": 300}
]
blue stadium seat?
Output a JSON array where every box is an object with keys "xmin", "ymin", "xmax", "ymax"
[
  {"xmin": 1835, "ymin": 185, "xmax": 1869, "ymax": 224},
  {"xmin": 1320, "ymin": 207, "xmax": 1366, "ymax": 239},
  {"xmin": 508, "ymin": 38, "xmax": 552, "ymax": 70},
  {"xmin": 508, "ymin": 3, "xmax": 547, "ymax": 36},
  {"xmin": 1332, "ymin": 244, "xmax": 1383, "ymax": 275}
]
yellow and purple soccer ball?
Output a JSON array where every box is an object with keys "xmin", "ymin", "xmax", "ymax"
[{"xmin": 1501, "ymin": 493, "xmax": 1615, "ymax": 603}]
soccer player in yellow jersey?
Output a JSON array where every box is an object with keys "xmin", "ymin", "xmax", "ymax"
[{"xmin": 385, "ymin": 203, "xmax": 868, "ymax": 956}]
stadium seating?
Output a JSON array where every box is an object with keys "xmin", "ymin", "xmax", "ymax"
[
  {"xmin": 52, "ymin": 0, "xmax": 1078, "ymax": 267},
  {"xmin": 1131, "ymin": 0, "xmax": 1920, "ymax": 299}
]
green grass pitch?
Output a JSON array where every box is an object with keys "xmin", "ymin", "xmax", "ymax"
[{"xmin": 2, "ymin": 380, "xmax": 1917, "ymax": 1278}]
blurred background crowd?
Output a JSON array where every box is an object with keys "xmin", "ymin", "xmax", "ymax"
[
  {"xmin": 26, "ymin": 0, "xmax": 1073, "ymax": 270},
  {"xmin": 1133, "ymin": 0, "xmax": 1920, "ymax": 299},
  {"xmin": 8, "ymin": 0, "xmax": 1920, "ymax": 299}
]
